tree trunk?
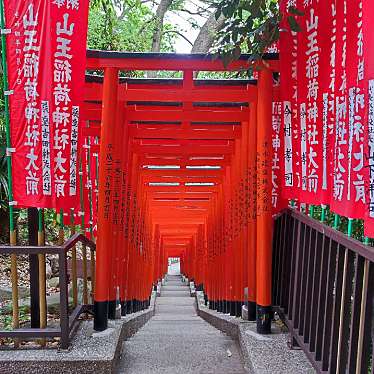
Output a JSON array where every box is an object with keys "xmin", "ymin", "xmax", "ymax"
[
  {"xmin": 191, "ymin": 13, "xmax": 226, "ymax": 54},
  {"xmin": 148, "ymin": 0, "xmax": 174, "ymax": 78}
]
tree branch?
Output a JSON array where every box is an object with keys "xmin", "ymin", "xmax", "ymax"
[
  {"xmin": 151, "ymin": 0, "xmax": 174, "ymax": 53},
  {"xmin": 163, "ymin": 30, "xmax": 194, "ymax": 46}
]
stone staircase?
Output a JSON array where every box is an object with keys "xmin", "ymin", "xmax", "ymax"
[
  {"xmin": 159, "ymin": 274, "xmax": 190, "ymax": 297},
  {"xmin": 117, "ymin": 274, "xmax": 246, "ymax": 374}
]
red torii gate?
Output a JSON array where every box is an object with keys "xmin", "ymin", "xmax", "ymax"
[{"xmin": 83, "ymin": 51, "xmax": 278, "ymax": 334}]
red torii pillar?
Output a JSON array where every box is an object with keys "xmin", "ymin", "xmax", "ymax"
[
  {"xmin": 108, "ymin": 102, "xmax": 125, "ymax": 319},
  {"xmin": 94, "ymin": 68, "xmax": 119, "ymax": 331},
  {"xmin": 118, "ymin": 114, "xmax": 131, "ymax": 316},
  {"xmin": 256, "ymin": 67, "xmax": 273, "ymax": 334},
  {"xmin": 247, "ymin": 104, "xmax": 257, "ymax": 321}
]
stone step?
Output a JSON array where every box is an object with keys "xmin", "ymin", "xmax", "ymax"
[
  {"xmin": 161, "ymin": 291, "xmax": 190, "ymax": 297},
  {"xmin": 155, "ymin": 305, "xmax": 195, "ymax": 312},
  {"xmin": 156, "ymin": 303, "xmax": 195, "ymax": 310},
  {"xmin": 153, "ymin": 310, "xmax": 196, "ymax": 315},
  {"xmin": 154, "ymin": 310, "xmax": 196, "ymax": 317},
  {"xmin": 156, "ymin": 305, "xmax": 197, "ymax": 316},
  {"xmin": 164, "ymin": 284, "xmax": 184, "ymax": 288},
  {"xmin": 156, "ymin": 300, "xmax": 195, "ymax": 305},
  {"xmin": 155, "ymin": 307, "xmax": 195, "ymax": 313},
  {"xmin": 165, "ymin": 280, "xmax": 183, "ymax": 283},
  {"xmin": 136, "ymin": 322, "xmax": 215, "ymax": 331},
  {"xmin": 156, "ymin": 305, "xmax": 195, "ymax": 310},
  {"xmin": 156, "ymin": 297, "xmax": 195, "ymax": 305},
  {"xmin": 130, "ymin": 335, "xmax": 236, "ymax": 344},
  {"xmin": 155, "ymin": 306, "xmax": 195, "ymax": 312},
  {"xmin": 162, "ymin": 286, "xmax": 189, "ymax": 291},
  {"xmin": 165, "ymin": 280, "xmax": 183, "ymax": 286},
  {"xmin": 151, "ymin": 315, "xmax": 202, "ymax": 321},
  {"xmin": 164, "ymin": 281, "xmax": 186, "ymax": 284},
  {"xmin": 134, "ymin": 332, "xmax": 229, "ymax": 340},
  {"xmin": 161, "ymin": 286, "xmax": 188, "ymax": 289}
]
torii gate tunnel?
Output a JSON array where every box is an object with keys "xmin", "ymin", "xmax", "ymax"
[{"xmin": 85, "ymin": 51, "xmax": 279, "ymax": 334}]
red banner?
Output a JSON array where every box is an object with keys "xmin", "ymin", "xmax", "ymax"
[
  {"xmin": 279, "ymin": 0, "xmax": 374, "ymax": 226},
  {"xmin": 330, "ymin": 0, "xmax": 368, "ymax": 219},
  {"xmin": 317, "ymin": 0, "xmax": 336, "ymax": 205},
  {"xmin": 279, "ymin": 0, "xmax": 299, "ymax": 200},
  {"xmin": 4, "ymin": 0, "xmax": 89, "ymax": 209},
  {"xmin": 272, "ymin": 94, "xmax": 287, "ymax": 214},
  {"xmin": 297, "ymin": 0, "xmax": 324, "ymax": 205},
  {"xmin": 363, "ymin": 0, "xmax": 374, "ymax": 236}
]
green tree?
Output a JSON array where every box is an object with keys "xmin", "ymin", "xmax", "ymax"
[
  {"xmin": 87, "ymin": 2, "xmax": 177, "ymax": 53},
  {"xmin": 210, "ymin": 0, "xmax": 302, "ymax": 66},
  {"xmin": 89, "ymin": 0, "xmax": 230, "ymax": 57}
]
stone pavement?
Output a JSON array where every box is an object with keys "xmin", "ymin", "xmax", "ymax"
[{"xmin": 117, "ymin": 274, "xmax": 246, "ymax": 374}]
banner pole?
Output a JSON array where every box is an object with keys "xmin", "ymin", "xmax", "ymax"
[
  {"xmin": 0, "ymin": 0, "xmax": 14, "ymax": 231},
  {"xmin": 321, "ymin": 205, "xmax": 327, "ymax": 223},
  {"xmin": 37, "ymin": 208, "xmax": 46, "ymax": 346},
  {"xmin": 70, "ymin": 209, "xmax": 78, "ymax": 307},
  {"xmin": 58, "ymin": 208, "xmax": 64, "ymax": 245},
  {"xmin": 28, "ymin": 208, "xmax": 40, "ymax": 328},
  {"xmin": 0, "ymin": 0, "xmax": 19, "ymax": 336},
  {"xmin": 79, "ymin": 158, "xmax": 84, "ymax": 231},
  {"xmin": 347, "ymin": 218, "xmax": 353, "ymax": 238},
  {"xmin": 333, "ymin": 214, "xmax": 340, "ymax": 229}
]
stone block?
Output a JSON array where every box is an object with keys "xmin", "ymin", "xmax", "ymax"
[{"xmin": 241, "ymin": 305, "xmax": 248, "ymax": 320}]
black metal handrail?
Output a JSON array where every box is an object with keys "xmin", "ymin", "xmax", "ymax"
[
  {"xmin": 272, "ymin": 208, "xmax": 373, "ymax": 373},
  {"xmin": 0, "ymin": 234, "xmax": 96, "ymax": 349},
  {"xmin": 0, "ymin": 233, "xmax": 95, "ymax": 254}
]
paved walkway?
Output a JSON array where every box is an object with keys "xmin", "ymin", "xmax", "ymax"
[{"xmin": 117, "ymin": 274, "xmax": 246, "ymax": 374}]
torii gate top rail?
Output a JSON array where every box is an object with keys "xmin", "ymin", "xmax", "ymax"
[{"xmin": 86, "ymin": 50, "xmax": 279, "ymax": 71}]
